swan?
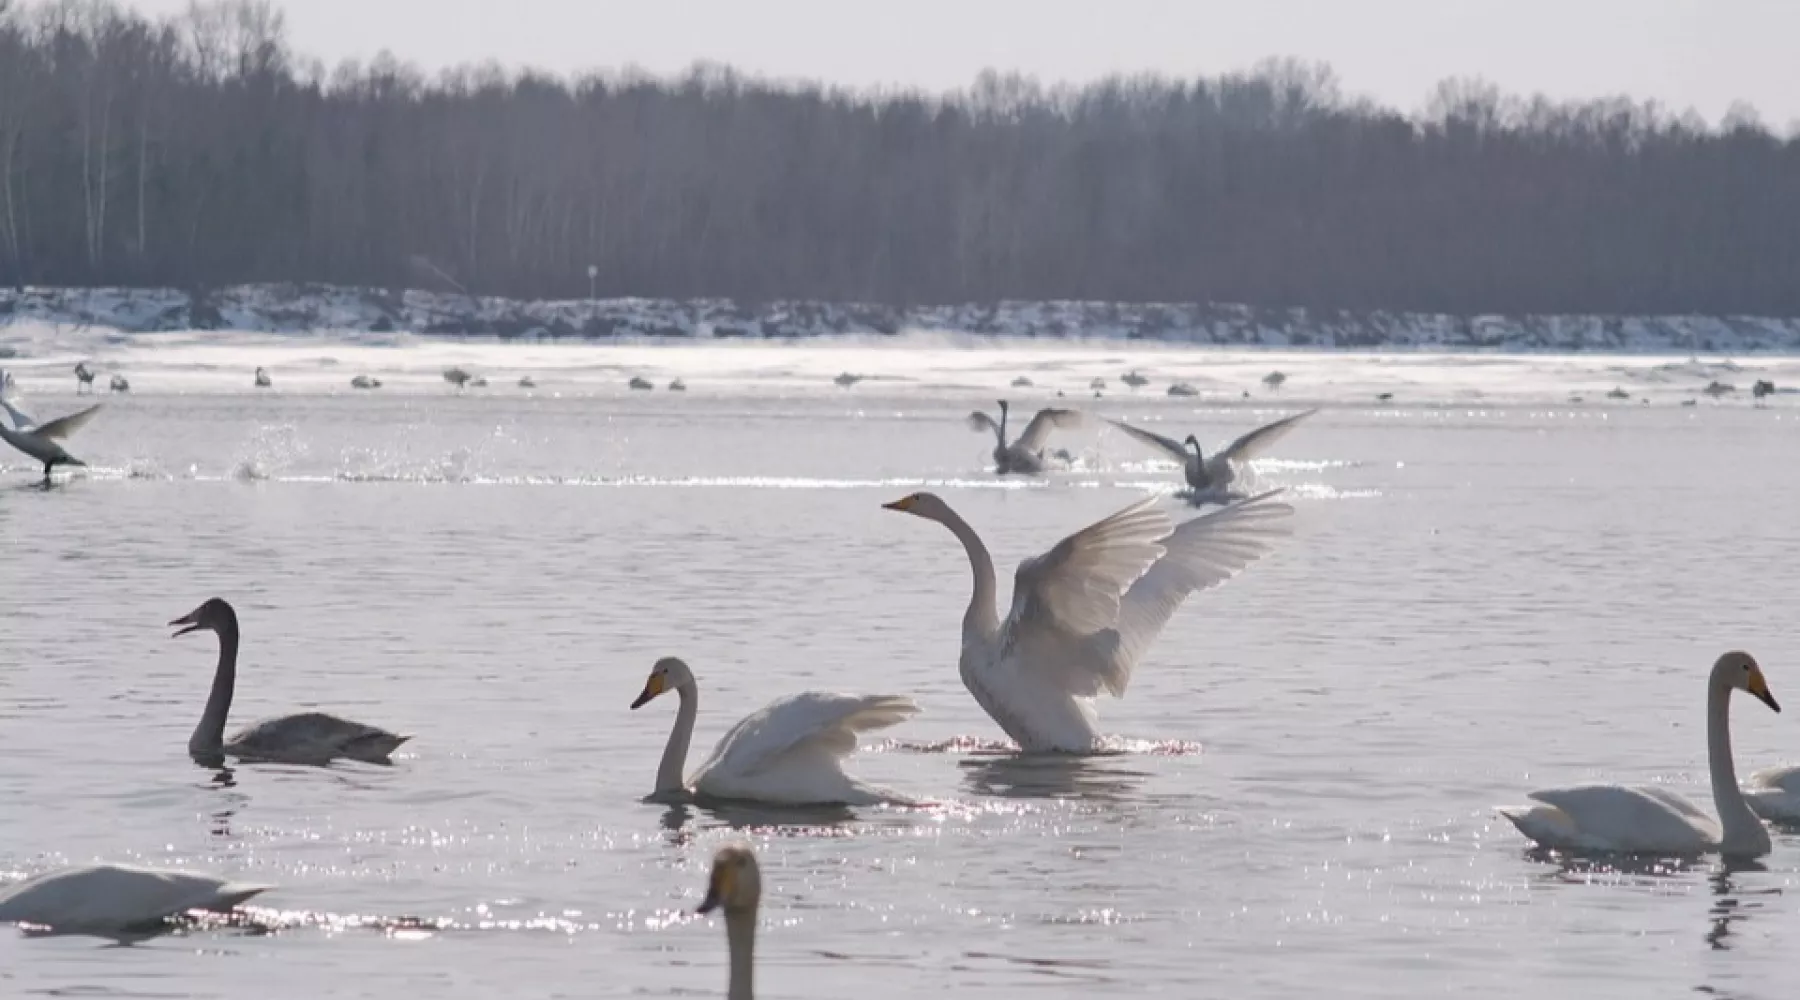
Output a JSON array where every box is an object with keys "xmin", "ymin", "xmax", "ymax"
[
  {"xmin": 697, "ymin": 843, "xmax": 760, "ymax": 1000},
  {"xmin": 630, "ymin": 656, "xmax": 917, "ymax": 805},
  {"xmin": 966, "ymin": 399, "xmax": 1082, "ymax": 474},
  {"xmin": 1121, "ymin": 371, "xmax": 1149, "ymax": 388},
  {"xmin": 1498, "ymin": 651, "xmax": 1780, "ymax": 857},
  {"xmin": 1743, "ymin": 765, "xmax": 1800, "ymax": 822},
  {"xmin": 350, "ymin": 374, "xmax": 381, "ymax": 389},
  {"xmin": 882, "ymin": 490, "xmax": 1293, "ymax": 752},
  {"xmin": 173, "ymin": 597, "xmax": 411, "ymax": 766},
  {"xmin": 254, "ymin": 367, "xmax": 272, "ymax": 388},
  {"xmin": 0, "ymin": 386, "xmax": 102, "ymax": 483},
  {"xmin": 443, "ymin": 367, "xmax": 472, "ymax": 388},
  {"xmin": 74, "ymin": 361, "xmax": 96, "ymax": 394},
  {"xmin": 628, "ymin": 376, "xmax": 654, "ymax": 391},
  {"xmin": 0, "ymin": 863, "xmax": 270, "ymax": 932},
  {"xmin": 109, "ymin": 374, "xmax": 130, "ymax": 393},
  {"xmin": 1108, "ymin": 409, "xmax": 1316, "ymax": 504},
  {"xmin": 1261, "ymin": 371, "xmax": 1286, "ymax": 391}
]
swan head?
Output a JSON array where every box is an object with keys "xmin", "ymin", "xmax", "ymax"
[
  {"xmin": 697, "ymin": 843, "xmax": 761, "ymax": 916},
  {"xmin": 1715, "ymin": 651, "xmax": 1780, "ymax": 712},
  {"xmin": 170, "ymin": 597, "xmax": 238, "ymax": 637},
  {"xmin": 882, "ymin": 491, "xmax": 954, "ymax": 523},
  {"xmin": 631, "ymin": 656, "xmax": 696, "ymax": 709},
  {"xmin": 1183, "ymin": 434, "xmax": 1203, "ymax": 455}
]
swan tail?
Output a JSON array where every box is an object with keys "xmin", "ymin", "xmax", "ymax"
[
  {"xmin": 342, "ymin": 732, "xmax": 411, "ymax": 764},
  {"xmin": 842, "ymin": 696, "xmax": 921, "ymax": 734},
  {"xmin": 1497, "ymin": 803, "xmax": 1580, "ymax": 848},
  {"xmin": 205, "ymin": 882, "xmax": 275, "ymax": 912}
]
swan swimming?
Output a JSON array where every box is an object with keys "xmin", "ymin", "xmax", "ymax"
[
  {"xmin": 698, "ymin": 843, "xmax": 761, "ymax": 1000},
  {"xmin": 0, "ymin": 380, "xmax": 102, "ymax": 483},
  {"xmin": 254, "ymin": 367, "xmax": 272, "ymax": 388},
  {"xmin": 1108, "ymin": 409, "xmax": 1316, "ymax": 504},
  {"xmin": 1498, "ymin": 651, "xmax": 1780, "ymax": 857},
  {"xmin": 966, "ymin": 399, "xmax": 1082, "ymax": 474},
  {"xmin": 1744, "ymin": 765, "xmax": 1800, "ymax": 822},
  {"xmin": 173, "ymin": 598, "xmax": 412, "ymax": 766},
  {"xmin": 630, "ymin": 656, "xmax": 917, "ymax": 805},
  {"xmin": 882, "ymin": 490, "xmax": 1293, "ymax": 752},
  {"xmin": 0, "ymin": 863, "xmax": 270, "ymax": 933}
]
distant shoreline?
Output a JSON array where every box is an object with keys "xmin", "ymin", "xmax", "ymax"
[{"xmin": 4, "ymin": 284, "xmax": 1800, "ymax": 355}]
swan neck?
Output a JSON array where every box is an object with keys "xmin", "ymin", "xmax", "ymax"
[
  {"xmin": 725, "ymin": 908, "xmax": 756, "ymax": 1000},
  {"xmin": 191, "ymin": 624, "xmax": 238, "ymax": 754},
  {"xmin": 656, "ymin": 682, "xmax": 697, "ymax": 795},
  {"xmin": 1707, "ymin": 680, "xmax": 1761, "ymax": 849},
  {"xmin": 997, "ymin": 407, "xmax": 1008, "ymax": 445},
  {"xmin": 937, "ymin": 507, "xmax": 999, "ymax": 638}
]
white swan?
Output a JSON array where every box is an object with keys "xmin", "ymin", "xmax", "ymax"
[
  {"xmin": 1744, "ymin": 765, "xmax": 1800, "ymax": 822},
  {"xmin": 173, "ymin": 598, "xmax": 411, "ymax": 766},
  {"xmin": 630, "ymin": 656, "xmax": 917, "ymax": 805},
  {"xmin": 1498, "ymin": 651, "xmax": 1780, "ymax": 857},
  {"xmin": 0, "ymin": 863, "xmax": 270, "ymax": 932},
  {"xmin": 1108, "ymin": 409, "xmax": 1316, "ymax": 504},
  {"xmin": 0, "ymin": 383, "xmax": 102, "ymax": 483},
  {"xmin": 254, "ymin": 367, "xmax": 272, "ymax": 388},
  {"xmin": 966, "ymin": 399, "xmax": 1082, "ymax": 474},
  {"xmin": 698, "ymin": 844, "xmax": 760, "ymax": 1000},
  {"xmin": 882, "ymin": 490, "xmax": 1293, "ymax": 752}
]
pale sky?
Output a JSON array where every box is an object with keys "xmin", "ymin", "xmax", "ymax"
[{"xmin": 120, "ymin": 0, "xmax": 1798, "ymax": 126}]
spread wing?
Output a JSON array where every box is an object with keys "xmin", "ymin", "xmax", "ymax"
[
  {"xmin": 966, "ymin": 410, "xmax": 1003, "ymax": 441},
  {"xmin": 1008, "ymin": 494, "xmax": 1170, "ymax": 640},
  {"xmin": 1107, "ymin": 419, "xmax": 1189, "ymax": 463},
  {"xmin": 1014, "ymin": 408, "xmax": 1082, "ymax": 452},
  {"xmin": 1217, "ymin": 409, "xmax": 1316, "ymax": 465},
  {"xmin": 1102, "ymin": 490, "xmax": 1294, "ymax": 692},
  {"xmin": 0, "ymin": 394, "xmax": 37, "ymax": 432},
  {"xmin": 30, "ymin": 403, "xmax": 102, "ymax": 441},
  {"xmin": 698, "ymin": 692, "xmax": 918, "ymax": 778}
]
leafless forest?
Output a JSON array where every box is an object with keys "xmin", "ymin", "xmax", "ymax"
[{"xmin": 1, "ymin": 0, "xmax": 1796, "ymax": 315}]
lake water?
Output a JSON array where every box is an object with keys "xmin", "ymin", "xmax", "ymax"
[{"xmin": 3, "ymin": 340, "xmax": 1800, "ymax": 999}]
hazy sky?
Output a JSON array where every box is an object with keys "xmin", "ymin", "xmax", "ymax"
[{"xmin": 119, "ymin": 0, "xmax": 1797, "ymax": 125}]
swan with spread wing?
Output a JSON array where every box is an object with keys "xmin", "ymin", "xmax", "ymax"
[
  {"xmin": 1108, "ymin": 408, "xmax": 1316, "ymax": 504},
  {"xmin": 967, "ymin": 399, "xmax": 1082, "ymax": 474},
  {"xmin": 882, "ymin": 489, "xmax": 1293, "ymax": 752},
  {"xmin": 0, "ymin": 374, "xmax": 102, "ymax": 483},
  {"xmin": 631, "ymin": 656, "xmax": 918, "ymax": 805}
]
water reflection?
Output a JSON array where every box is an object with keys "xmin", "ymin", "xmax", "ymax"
[
  {"xmin": 959, "ymin": 752, "xmax": 1147, "ymax": 801},
  {"xmin": 1704, "ymin": 861, "xmax": 1774, "ymax": 952},
  {"xmin": 656, "ymin": 800, "xmax": 859, "ymax": 837}
]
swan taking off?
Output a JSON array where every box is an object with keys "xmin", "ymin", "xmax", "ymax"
[
  {"xmin": 630, "ymin": 656, "xmax": 917, "ymax": 805},
  {"xmin": 882, "ymin": 490, "xmax": 1293, "ymax": 752},
  {"xmin": 173, "ymin": 598, "xmax": 411, "ymax": 766},
  {"xmin": 698, "ymin": 844, "xmax": 761, "ymax": 1000},
  {"xmin": 1108, "ymin": 409, "xmax": 1316, "ymax": 505},
  {"xmin": 967, "ymin": 399, "xmax": 1082, "ymax": 474},
  {"xmin": 1498, "ymin": 651, "xmax": 1780, "ymax": 857},
  {"xmin": 0, "ymin": 863, "xmax": 270, "ymax": 933},
  {"xmin": 0, "ymin": 380, "xmax": 102, "ymax": 483}
]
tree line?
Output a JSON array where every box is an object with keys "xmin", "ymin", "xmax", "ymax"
[{"xmin": 2, "ymin": 0, "xmax": 1797, "ymax": 316}]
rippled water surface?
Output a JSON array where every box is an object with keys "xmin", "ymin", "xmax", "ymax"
[{"xmin": 4, "ymin": 347, "xmax": 1800, "ymax": 999}]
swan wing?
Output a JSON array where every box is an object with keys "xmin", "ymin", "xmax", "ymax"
[
  {"xmin": 1745, "ymin": 765, "xmax": 1800, "ymax": 821},
  {"xmin": 1106, "ymin": 419, "xmax": 1189, "ymax": 463},
  {"xmin": 0, "ymin": 394, "xmax": 37, "ymax": 432},
  {"xmin": 0, "ymin": 864, "xmax": 271, "ymax": 929},
  {"xmin": 229, "ymin": 712, "xmax": 407, "ymax": 762},
  {"xmin": 1009, "ymin": 494, "xmax": 1170, "ymax": 638},
  {"xmin": 1217, "ymin": 408, "xmax": 1317, "ymax": 464},
  {"xmin": 1521, "ymin": 784, "xmax": 1717, "ymax": 851},
  {"xmin": 696, "ymin": 692, "xmax": 918, "ymax": 781},
  {"xmin": 30, "ymin": 403, "xmax": 102, "ymax": 441},
  {"xmin": 1014, "ymin": 407, "xmax": 1082, "ymax": 452},
  {"xmin": 966, "ymin": 411, "xmax": 1002, "ymax": 437},
  {"xmin": 1746, "ymin": 765, "xmax": 1800, "ymax": 793},
  {"xmin": 1099, "ymin": 490, "xmax": 1294, "ymax": 694}
]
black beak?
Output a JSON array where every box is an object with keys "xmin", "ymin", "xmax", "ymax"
[
  {"xmin": 169, "ymin": 613, "xmax": 202, "ymax": 637},
  {"xmin": 696, "ymin": 884, "xmax": 722, "ymax": 914},
  {"xmin": 630, "ymin": 691, "xmax": 653, "ymax": 709},
  {"xmin": 1756, "ymin": 689, "xmax": 1781, "ymax": 713}
]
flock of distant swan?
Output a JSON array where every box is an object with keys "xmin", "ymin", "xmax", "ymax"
[{"xmin": 4, "ymin": 360, "xmax": 1800, "ymax": 1000}]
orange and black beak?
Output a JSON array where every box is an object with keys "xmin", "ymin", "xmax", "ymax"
[
  {"xmin": 630, "ymin": 673, "xmax": 666, "ymax": 710},
  {"xmin": 1750, "ymin": 670, "xmax": 1781, "ymax": 713}
]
